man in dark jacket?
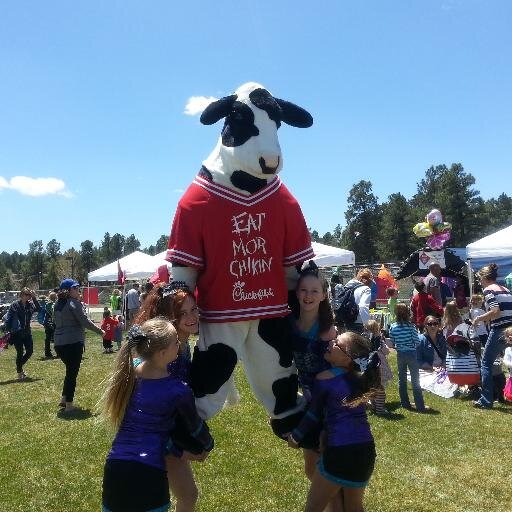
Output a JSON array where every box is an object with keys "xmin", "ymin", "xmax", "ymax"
[{"xmin": 5, "ymin": 288, "xmax": 40, "ymax": 380}]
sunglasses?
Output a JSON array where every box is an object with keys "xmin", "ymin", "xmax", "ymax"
[
  {"xmin": 333, "ymin": 343, "xmax": 352, "ymax": 358},
  {"xmin": 426, "ymin": 322, "xmax": 439, "ymax": 327}
]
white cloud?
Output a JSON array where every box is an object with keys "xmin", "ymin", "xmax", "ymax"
[
  {"xmin": 173, "ymin": 188, "xmax": 185, "ymax": 194},
  {"xmin": 0, "ymin": 176, "xmax": 73, "ymax": 198},
  {"xmin": 184, "ymin": 96, "xmax": 217, "ymax": 116}
]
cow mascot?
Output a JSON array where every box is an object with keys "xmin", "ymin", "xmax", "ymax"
[{"xmin": 167, "ymin": 82, "xmax": 314, "ymax": 437}]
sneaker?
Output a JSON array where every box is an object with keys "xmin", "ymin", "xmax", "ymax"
[
  {"xmin": 63, "ymin": 404, "xmax": 82, "ymax": 413},
  {"xmin": 17, "ymin": 372, "xmax": 26, "ymax": 381},
  {"xmin": 473, "ymin": 400, "xmax": 492, "ymax": 409}
]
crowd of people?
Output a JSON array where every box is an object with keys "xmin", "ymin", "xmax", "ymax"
[
  {"xmin": 331, "ymin": 261, "xmax": 512, "ymax": 414},
  {"xmin": 1, "ymin": 260, "xmax": 511, "ymax": 512}
]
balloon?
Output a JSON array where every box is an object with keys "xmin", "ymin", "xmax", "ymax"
[
  {"xmin": 413, "ymin": 222, "xmax": 433, "ymax": 237},
  {"xmin": 432, "ymin": 221, "xmax": 452, "ymax": 233},
  {"xmin": 427, "ymin": 231, "xmax": 451, "ymax": 250},
  {"xmin": 426, "ymin": 209, "xmax": 443, "ymax": 226}
]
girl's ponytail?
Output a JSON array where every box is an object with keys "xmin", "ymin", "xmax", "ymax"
[
  {"xmin": 101, "ymin": 340, "xmax": 136, "ymax": 429},
  {"xmin": 100, "ymin": 318, "xmax": 177, "ymax": 429},
  {"xmin": 342, "ymin": 332, "xmax": 382, "ymax": 407}
]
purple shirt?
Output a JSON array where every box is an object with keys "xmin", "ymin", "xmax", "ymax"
[
  {"xmin": 107, "ymin": 375, "xmax": 212, "ymax": 471},
  {"xmin": 167, "ymin": 341, "xmax": 192, "ymax": 383},
  {"xmin": 292, "ymin": 369, "xmax": 373, "ymax": 447}
]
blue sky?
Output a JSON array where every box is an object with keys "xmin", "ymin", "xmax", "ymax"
[{"xmin": 1, "ymin": 1, "xmax": 511, "ymax": 253}]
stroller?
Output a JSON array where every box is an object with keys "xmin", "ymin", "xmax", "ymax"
[{"xmin": 445, "ymin": 323, "xmax": 481, "ymax": 386}]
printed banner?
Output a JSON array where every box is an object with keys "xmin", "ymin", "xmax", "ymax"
[{"xmin": 418, "ymin": 250, "xmax": 446, "ymax": 269}]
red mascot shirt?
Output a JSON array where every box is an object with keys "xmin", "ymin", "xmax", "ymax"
[{"xmin": 167, "ymin": 175, "xmax": 314, "ymax": 322}]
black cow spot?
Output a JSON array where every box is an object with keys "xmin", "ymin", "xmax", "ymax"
[
  {"xmin": 258, "ymin": 317, "xmax": 294, "ymax": 368},
  {"xmin": 270, "ymin": 410, "xmax": 303, "ymax": 439},
  {"xmin": 221, "ymin": 101, "xmax": 259, "ymax": 147},
  {"xmin": 272, "ymin": 374, "xmax": 298, "ymax": 415},
  {"xmin": 271, "ymin": 409, "xmax": 320, "ymax": 449},
  {"xmin": 190, "ymin": 343, "xmax": 238, "ymax": 398},
  {"xmin": 198, "ymin": 166, "xmax": 213, "ymax": 181},
  {"xmin": 259, "ymin": 156, "xmax": 280, "ymax": 174},
  {"xmin": 249, "ymin": 88, "xmax": 282, "ymax": 128},
  {"xmin": 230, "ymin": 170, "xmax": 268, "ymax": 194}
]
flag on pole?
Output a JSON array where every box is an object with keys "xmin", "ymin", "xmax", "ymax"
[{"xmin": 117, "ymin": 260, "xmax": 125, "ymax": 285}]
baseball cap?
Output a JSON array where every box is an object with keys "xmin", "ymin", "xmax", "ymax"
[{"xmin": 60, "ymin": 278, "xmax": 80, "ymax": 290}]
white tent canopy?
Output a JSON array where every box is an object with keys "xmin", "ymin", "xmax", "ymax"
[
  {"xmin": 88, "ymin": 251, "xmax": 163, "ymax": 282},
  {"xmin": 156, "ymin": 244, "xmax": 354, "ymax": 272},
  {"xmin": 154, "ymin": 251, "xmax": 172, "ymax": 265},
  {"xmin": 466, "ymin": 225, "xmax": 512, "ymax": 259},
  {"xmin": 311, "ymin": 242, "xmax": 355, "ymax": 267}
]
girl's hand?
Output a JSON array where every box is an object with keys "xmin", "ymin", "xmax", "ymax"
[
  {"xmin": 183, "ymin": 450, "xmax": 209, "ymax": 462},
  {"xmin": 287, "ymin": 434, "xmax": 299, "ymax": 449}
]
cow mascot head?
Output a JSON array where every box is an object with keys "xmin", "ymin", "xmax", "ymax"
[{"xmin": 167, "ymin": 82, "xmax": 314, "ymax": 438}]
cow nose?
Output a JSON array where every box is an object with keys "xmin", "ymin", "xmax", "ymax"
[{"xmin": 259, "ymin": 156, "xmax": 280, "ymax": 174}]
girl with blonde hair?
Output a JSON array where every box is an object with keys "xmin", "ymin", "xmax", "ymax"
[{"xmin": 101, "ymin": 318, "xmax": 213, "ymax": 512}]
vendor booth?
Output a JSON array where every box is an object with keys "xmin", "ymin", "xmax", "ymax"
[
  {"xmin": 466, "ymin": 224, "xmax": 512, "ymax": 283},
  {"xmin": 88, "ymin": 251, "xmax": 163, "ymax": 282},
  {"xmin": 310, "ymin": 242, "xmax": 355, "ymax": 267}
]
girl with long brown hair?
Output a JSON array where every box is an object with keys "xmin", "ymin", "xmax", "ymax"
[{"xmin": 289, "ymin": 261, "xmax": 337, "ymax": 507}]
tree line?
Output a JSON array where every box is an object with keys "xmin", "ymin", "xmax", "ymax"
[
  {"xmin": 0, "ymin": 233, "xmax": 169, "ymax": 291},
  {"xmin": 311, "ymin": 163, "xmax": 511, "ymax": 264},
  {"xmin": 1, "ymin": 163, "xmax": 511, "ymax": 290}
]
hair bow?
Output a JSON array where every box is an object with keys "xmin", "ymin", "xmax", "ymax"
[
  {"xmin": 354, "ymin": 351, "xmax": 380, "ymax": 373},
  {"xmin": 161, "ymin": 280, "xmax": 190, "ymax": 298},
  {"xmin": 300, "ymin": 260, "xmax": 319, "ymax": 277},
  {"xmin": 126, "ymin": 324, "xmax": 148, "ymax": 344}
]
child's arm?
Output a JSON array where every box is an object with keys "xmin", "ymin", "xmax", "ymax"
[
  {"xmin": 320, "ymin": 325, "xmax": 337, "ymax": 342},
  {"xmin": 173, "ymin": 386, "xmax": 214, "ymax": 456},
  {"xmin": 379, "ymin": 337, "xmax": 390, "ymax": 356},
  {"xmin": 428, "ymin": 296, "xmax": 444, "ymax": 317},
  {"xmin": 288, "ymin": 374, "xmax": 330, "ymax": 448},
  {"xmin": 504, "ymin": 348, "xmax": 512, "ymax": 369}
]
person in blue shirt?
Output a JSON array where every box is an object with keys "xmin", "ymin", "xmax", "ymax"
[
  {"xmin": 389, "ymin": 303, "xmax": 427, "ymax": 412},
  {"xmin": 417, "ymin": 316, "xmax": 447, "ymax": 372}
]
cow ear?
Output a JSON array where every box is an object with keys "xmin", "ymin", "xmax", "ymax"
[
  {"xmin": 200, "ymin": 95, "xmax": 237, "ymax": 125},
  {"xmin": 275, "ymin": 98, "xmax": 313, "ymax": 128}
]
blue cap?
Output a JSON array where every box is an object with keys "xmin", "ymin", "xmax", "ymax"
[{"xmin": 59, "ymin": 278, "xmax": 80, "ymax": 290}]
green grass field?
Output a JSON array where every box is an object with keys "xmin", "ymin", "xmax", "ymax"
[{"xmin": 0, "ymin": 328, "xmax": 510, "ymax": 512}]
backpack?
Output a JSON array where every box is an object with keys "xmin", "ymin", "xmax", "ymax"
[
  {"xmin": 37, "ymin": 305, "xmax": 47, "ymax": 325},
  {"xmin": 334, "ymin": 283, "xmax": 364, "ymax": 325}
]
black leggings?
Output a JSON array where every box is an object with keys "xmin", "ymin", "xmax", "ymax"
[
  {"xmin": 12, "ymin": 332, "xmax": 34, "ymax": 373},
  {"xmin": 55, "ymin": 343, "xmax": 83, "ymax": 402},
  {"xmin": 44, "ymin": 325, "xmax": 55, "ymax": 356}
]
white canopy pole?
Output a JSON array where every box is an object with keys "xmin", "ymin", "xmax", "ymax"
[{"xmin": 467, "ymin": 258, "xmax": 473, "ymax": 298}]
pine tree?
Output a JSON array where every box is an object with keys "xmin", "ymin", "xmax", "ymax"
[{"xmin": 341, "ymin": 180, "xmax": 380, "ymax": 263}]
